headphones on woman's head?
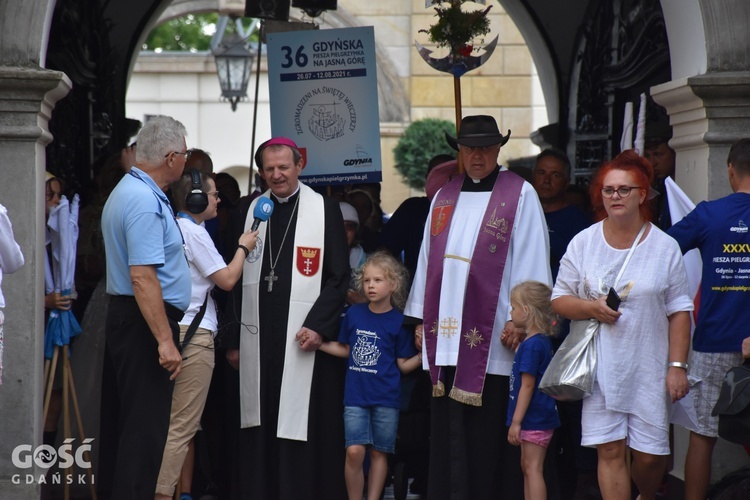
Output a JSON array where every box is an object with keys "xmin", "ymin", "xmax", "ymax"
[{"xmin": 185, "ymin": 169, "xmax": 209, "ymax": 213}]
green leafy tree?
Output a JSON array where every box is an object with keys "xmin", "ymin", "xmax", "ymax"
[
  {"xmin": 143, "ymin": 14, "xmax": 258, "ymax": 52},
  {"xmin": 393, "ymin": 118, "xmax": 456, "ymax": 189},
  {"xmin": 144, "ymin": 14, "xmax": 218, "ymax": 52}
]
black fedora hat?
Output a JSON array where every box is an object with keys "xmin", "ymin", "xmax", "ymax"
[{"xmin": 446, "ymin": 115, "xmax": 511, "ymax": 150}]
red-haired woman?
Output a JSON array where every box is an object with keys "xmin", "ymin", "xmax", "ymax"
[{"xmin": 551, "ymin": 150, "xmax": 692, "ymax": 500}]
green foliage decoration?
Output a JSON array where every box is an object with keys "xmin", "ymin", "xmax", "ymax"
[
  {"xmin": 393, "ymin": 119, "xmax": 457, "ymax": 189},
  {"xmin": 419, "ymin": 0, "xmax": 492, "ymax": 56}
]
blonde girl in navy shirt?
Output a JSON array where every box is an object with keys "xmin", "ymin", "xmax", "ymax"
[
  {"xmin": 319, "ymin": 251, "xmax": 421, "ymax": 500},
  {"xmin": 507, "ymin": 280, "xmax": 561, "ymax": 500}
]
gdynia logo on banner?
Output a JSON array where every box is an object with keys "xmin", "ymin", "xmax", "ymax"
[{"xmin": 11, "ymin": 438, "xmax": 94, "ymax": 485}]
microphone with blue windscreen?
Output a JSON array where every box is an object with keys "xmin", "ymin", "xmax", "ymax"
[{"xmin": 251, "ymin": 196, "xmax": 274, "ymax": 231}]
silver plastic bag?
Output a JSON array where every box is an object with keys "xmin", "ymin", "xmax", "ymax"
[{"xmin": 539, "ymin": 318, "xmax": 599, "ymax": 401}]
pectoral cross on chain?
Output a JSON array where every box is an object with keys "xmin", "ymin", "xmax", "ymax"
[{"xmin": 264, "ymin": 269, "xmax": 278, "ymax": 292}]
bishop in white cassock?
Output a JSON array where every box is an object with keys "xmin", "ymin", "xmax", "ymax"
[{"xmin": 404, "ymin": 115, "xmax": 552, "ymax": 500}]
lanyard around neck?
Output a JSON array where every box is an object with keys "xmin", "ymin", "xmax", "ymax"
[
  {"xmin": 130, "ymin": 169, "xmax": 188, "ymax": 265},
  {"xmin": 177, "ymin": 211, "xmax": 198, "ymax": 224}
]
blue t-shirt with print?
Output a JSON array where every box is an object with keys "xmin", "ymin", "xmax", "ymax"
[
  {"xmin": 668, "ymin": 192, "xmax": 750, "ymax": 352},
  {"xmin": 507, "ymin": 334, "xmax": 560, "ymax": 430},
  {"xmin": 338, "ymin": 303, "xmax": 417, "ymax": 409}
]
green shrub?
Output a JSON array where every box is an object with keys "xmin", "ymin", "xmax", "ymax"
[{"xmin": 393, "ymin": 118, "xmax": 456, "ymax": 189}]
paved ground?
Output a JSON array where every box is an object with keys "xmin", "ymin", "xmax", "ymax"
[
  {"xmin": 377, "ymin": 475, "xmax": 688, "ymax": 500},
  {"xmin": 382, "ymin": 482, "xmax": 422, "ymax": 500},
  {"xmin": 51, "ymin": 471, "xmax": 692, "ymax": 499}
]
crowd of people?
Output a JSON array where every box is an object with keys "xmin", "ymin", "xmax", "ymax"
[{"xmin": 19, "ymin": 112, "xmax": 750, "ymax": 500}]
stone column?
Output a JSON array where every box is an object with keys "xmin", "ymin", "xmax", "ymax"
[
  {"xmin": 0, "ymin": 67, "xmax": 71, "ymax": 498},
  {"xmin": 650, "ymin": 78, "xmax": 710, "ymax": 202},
  {"xmin": 652, "ymin": 73, "xmax": 750, "ymax": 202},
  {"xmin": 689, "ymin": 72, "xmax": 750, "ymax": 198}
]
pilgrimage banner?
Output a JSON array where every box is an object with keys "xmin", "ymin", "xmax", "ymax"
[{"xmin": 266, "ymin": 26, "xmax": 382, "ymax": 185}]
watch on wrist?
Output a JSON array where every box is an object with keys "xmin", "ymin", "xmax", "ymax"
[{"xmin": 668, "ymin": 361, "xmax": 688, "ymax": 370}]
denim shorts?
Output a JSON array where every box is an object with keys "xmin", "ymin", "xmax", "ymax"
[{"xmin": 344, "ymin": 405, "xmax": 399, "ymax": 453}]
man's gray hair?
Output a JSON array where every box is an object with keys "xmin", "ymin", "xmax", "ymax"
[{"xmin": 136, "ymin": 115, "xmax": 188, "ymax": 167}]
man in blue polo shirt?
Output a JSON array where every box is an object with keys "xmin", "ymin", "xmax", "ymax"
[
  {"xmin": 101, "ymin": 115, "xmax": 191, "ymax": 499},
  {"xmin": 668, "ymin": 138, "xmax": 750, "ymax": 500}
]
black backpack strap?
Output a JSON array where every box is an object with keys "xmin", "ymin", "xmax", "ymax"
[{"xmin": 181, "ymin": 294, "xmax": 209, "ymax": 353}]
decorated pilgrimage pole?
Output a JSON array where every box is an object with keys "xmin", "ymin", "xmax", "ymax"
[{"xmin": 416, "ymin": 0, "xmax": 498, "ymax": 134}]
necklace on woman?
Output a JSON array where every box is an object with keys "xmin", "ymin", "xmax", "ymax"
[{"xmin": 265, "ymin": 195, "xmax": 300, "ymax": 292}]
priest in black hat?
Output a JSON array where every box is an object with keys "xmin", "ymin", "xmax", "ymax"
[{"xmin": 404, "ymin": 115, "xmax": 553, "ymax": 499}]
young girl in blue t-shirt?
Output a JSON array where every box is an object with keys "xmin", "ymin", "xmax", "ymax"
[
  {"xmin": 319, "ymin": 251, "xmax": 421, "ymax": 500},
  {"xmin": 507, "ymin": 280, "xmax": 561, "ymax": 500}
]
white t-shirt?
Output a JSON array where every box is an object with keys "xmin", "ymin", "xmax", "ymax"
[
  {"xmin": 177, "ymin": 218, "xmax": 227, "ymax": 335},
  {"xmin": 552, "ymin": 221, "xmax": 693, "ymax": 430}
]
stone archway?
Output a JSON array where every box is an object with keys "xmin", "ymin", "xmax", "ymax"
[
  {"xmin": 497, "ymin": 0, "xmax": 559, "ymax": 126},
  {"xmin": 154, "ymin": 0, "xmax": 409, "ymax": 123}
]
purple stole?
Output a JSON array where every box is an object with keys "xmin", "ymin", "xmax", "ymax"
[{"xmin": 423, "ymin": 170, "xmax": 524, "ymax": 406}]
